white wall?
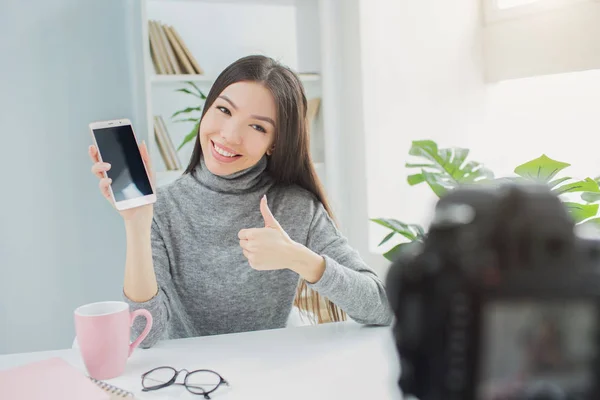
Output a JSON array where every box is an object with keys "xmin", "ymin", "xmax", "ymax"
[
  {"xmin": 484, "ymin": 1, "xmax": 600, "ymax": 82},
  {"xmin": 318, "ymin": 0, "xmax": 390, "ymax": 274},
  {"xmin": 475, "ymin": 69, "xmax": 600, "ymax": 180},
  {"xmin": 0, "ymin": 0, "xmax": 143, "ymax": 354},
  {"xmin": 359, "ymin": 0, "xmax": 600, "ymax": 259},
  {"xmin": 359, "ymin": 0, "xmax": 487, "ymax": 254}
]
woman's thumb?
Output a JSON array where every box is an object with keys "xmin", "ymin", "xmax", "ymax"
[{"xmin": 260, "ymin": 195, "xmax": 281, "ymax": 229}]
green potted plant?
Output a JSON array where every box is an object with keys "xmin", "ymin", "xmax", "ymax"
[
  {"xmin": 171, "ymin": 81, "xmax": 207, "ymax": 151},
  {"xmin": 372, "ymin": 140, "xmax": 600, "ymax": 261}
]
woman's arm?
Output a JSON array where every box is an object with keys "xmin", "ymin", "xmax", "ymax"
[
  {"xmin": 123, "ymin": 218, "xmax": 174, "ymax": 348},
  {"xmin": 300, "ymin": 202, "xmax": 393, "ymax": 326}
]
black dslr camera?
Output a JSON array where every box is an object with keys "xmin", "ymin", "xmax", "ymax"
[{"xmin": 386, "ymin": 183, "xmax": 600, "ymax": 400}]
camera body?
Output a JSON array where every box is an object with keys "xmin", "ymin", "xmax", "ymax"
[{"xmin": 386, "ymin": 182, "xmax": 600, "ymax": 400}]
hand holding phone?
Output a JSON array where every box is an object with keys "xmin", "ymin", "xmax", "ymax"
[{"xmin": 89, "ymin": 119, "xmax": 156, "ymax": 224}]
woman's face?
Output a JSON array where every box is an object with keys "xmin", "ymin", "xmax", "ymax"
[{"xmin": 199, "ymin": 81, "xmax": 276, "ymax": 176}]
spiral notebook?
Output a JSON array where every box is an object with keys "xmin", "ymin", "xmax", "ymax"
[
  {"xmin": 0, "ymin": 357, "xmax": 137, "ymax": 399},
  {"xmin": 89, "ymin": 376, "xmax": 137, "ymax": 399}
]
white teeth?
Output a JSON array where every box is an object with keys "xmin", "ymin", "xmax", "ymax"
[{"xmin": 213, "ymin": 142, "xmax": 237, "ymax": 157}]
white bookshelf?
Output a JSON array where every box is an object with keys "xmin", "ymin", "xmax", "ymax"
[{"xmin": 137, "ymin": 0, "xmax": 327, "ymax": 188}]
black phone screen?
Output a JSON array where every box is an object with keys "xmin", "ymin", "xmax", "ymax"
[{"xmin": 93, "ymin": 124, "xmax": 153, "ymax": 202}]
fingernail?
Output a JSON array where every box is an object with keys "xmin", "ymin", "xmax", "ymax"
[{"xmin": 263, "ymin": 194, "xmax": 267, "ymax": 201}]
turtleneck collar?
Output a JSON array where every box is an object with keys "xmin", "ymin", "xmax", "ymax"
[{"xmin": 190, "ymin": 154, "xmax": 271, "ymax": 194}]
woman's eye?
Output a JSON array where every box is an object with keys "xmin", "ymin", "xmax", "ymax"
[
  {"xmin": 251, "ymin": 124, "xmax": 266, "ymax": 133},
  {"xmin": 216, "ymin": 106, "xmax": 231, "ymax": 115}
]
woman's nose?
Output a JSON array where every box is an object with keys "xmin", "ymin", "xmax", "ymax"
[{"xmin": 220, "ymin": 122, "xmax": 242, "ymax": 145}]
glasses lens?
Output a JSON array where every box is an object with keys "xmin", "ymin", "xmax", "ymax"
[
  {"xmin": 186, "ymin": 370, "xmax": 221, "ymax": 394},
  {"xmin": 142, "ymin": 367, "xmax": 176, "ymax": 388}
]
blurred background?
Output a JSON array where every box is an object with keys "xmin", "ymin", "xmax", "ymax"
[{"xmin": 1, "ymin": 0, "xmax": 599, "ymax": 354}]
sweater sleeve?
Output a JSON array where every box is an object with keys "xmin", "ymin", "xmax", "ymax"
[
  {"xmin": 305, "ymin": 202, "xmax": 393, "ymax": 326},
  {"xmin": 123, "ymin": 218, "xmax": 174, "ymax": 349}
]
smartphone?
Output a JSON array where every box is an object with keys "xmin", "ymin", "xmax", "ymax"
[{"xmin": 89, "ymin": 118, "xmax": 156, "ymax": 210}]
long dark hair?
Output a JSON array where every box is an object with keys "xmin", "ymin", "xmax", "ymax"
[{"xmin": 184, "ymin": 55, "xmax": 346, "ymax": 324}]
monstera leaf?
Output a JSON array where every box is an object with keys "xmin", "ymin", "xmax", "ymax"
[
  {"xmin": 406, "ymin": 140, "xmax": 494, "ymax": 197},
  {"xmin": 582, "ymin": 176, "xmax": 600, "ymax": 203},
  {"xmin": 370, "ymin": 218, "xmax": 425, "ymax": 261},
  {"xmin": 513, "ymin": 155, "xmax": 600, "ymax": 223}
]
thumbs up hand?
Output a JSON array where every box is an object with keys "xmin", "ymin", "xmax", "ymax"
[
  {"xmin": 238, "ymin": 195, "xmax": 294, "ymax": 271},
  {"xmin": 238, "ymin": 195, "xmax": 325, "ymax": 282}
]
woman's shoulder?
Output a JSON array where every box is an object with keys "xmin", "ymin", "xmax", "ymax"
[{"xmin": 268, "ymin": 184, "xmax": 324, "ymax": 218}]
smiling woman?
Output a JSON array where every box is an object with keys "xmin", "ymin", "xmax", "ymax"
[
  {"xmin": 198, "ymin": 81, "xmax": 277, "ymax": 174},
  {"xmin": 89, "ymin": 54, "xmax": 393, "ymax": 349}
]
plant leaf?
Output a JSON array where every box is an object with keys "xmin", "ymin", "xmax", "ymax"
[
  {"xmin": 175, "ymin": 88, "xmax": 204, "ymax": 99},
  {"xmin": 548, "ymin": 177, "xmax": 571, "ymax": 188},
  {"xmin": 177, "ymin": 121, "xmax": 200, "ymax": 151},
  {"xmin": 184, "ymin": 81, "xmax": 207, "ymax": 99},
  {"xmin": 421, "ymin": 171, "xmax": 450, "ymax": 198},
  {"xmin": 406, "ymin": 140, "xmax": 492, "ymax": 190},
  {"xmin": 513, "ymin": 154, "xmax": 570, "ymax": 183},
  {"xmin": 171, "ymin": 106, "xmax": 202, "ymax": 118},
  {"xmin": 383, "ymin": 242, "xmax": 420, "ymax": 262},
  {"xmin": 173, "ymin": 118, "xmax": 201, "ymax": 124},
  {"xmin": 563, "ymin": 202, "xmax": 599, "ymax": 224},
  {"xmin": 405, "ymin": 163, "xmax": 435, "ymax": 168},
  {"xmin": 407, "ymin": 173, "xmax": 426, "ymax": 186},
  {"xmin": 552, "ymin": 178, "xmax": 600, "ymax": 196},
  {"xmin": 378, "ymin": 231, "xmax": 396, "ymax": 246},
  {"xmin": 370, "ymin": 218, "xmax": 422, "ymax": 242},
  {"xmin": 582, "ymin": 192, "xmax": 600, "ymax": 203}
]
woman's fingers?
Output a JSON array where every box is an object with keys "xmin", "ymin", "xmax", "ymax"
[
  {"xmin": 88, "ymin": 145, "xmax": 100, "ymax": 164},
  {"xmin": 91, "ymin": 162, "xmax": 111, "ymax": 179},
  {"xmin": 139, "ymin": 141, "xmax": 155, "ymax": 185},
  {"xmin": 99, "ymin": 178, "xmax": 113, "ymax": 201}
]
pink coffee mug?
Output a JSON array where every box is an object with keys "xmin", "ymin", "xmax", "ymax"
[{"xmin": 74, "ymin": 301, "xmax": 153, "ymax": 380}]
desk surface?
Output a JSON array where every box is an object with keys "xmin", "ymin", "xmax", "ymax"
[{"xmin": 0, "ymin": 321, "xmax": 402, "ymax": 400}]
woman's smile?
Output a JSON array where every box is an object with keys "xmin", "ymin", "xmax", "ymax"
[{"xmin": 210, "ymin": 139, "xmax": 242, "ymax": 163}]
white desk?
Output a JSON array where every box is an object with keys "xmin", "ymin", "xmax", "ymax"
[{"xmin": 0, "ymin": 321, "xmax": 403, "ymax": 400}]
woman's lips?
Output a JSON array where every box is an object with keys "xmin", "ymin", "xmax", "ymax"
[{"xmin": 211, "ymin": 140, "xmax": 242, "ymax": 163}]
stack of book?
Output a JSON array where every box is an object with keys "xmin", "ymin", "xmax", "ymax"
[
  {"xmin": 307, "ymin": 98, "xmax": 321, "ymax": 134},
  {"xmin": 154, "ymin": 116, "xmax": 182, "ymax": 171},
  {"xmin": 148, "ymin": 20, "xmax": 204, "ymax": 75}
]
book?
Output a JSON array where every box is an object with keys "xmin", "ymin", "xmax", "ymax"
[
  {"xmin": 154, "ymin": 115, "xmax": 182, "ymax": 170},
  {"xmin": 89, "ymin": 377, "xmax": 136, "ymax": 399},
  {"xmin": 307, "ymin": 97, "xmax": 321, "ymax": 134},
  {"xmin": 154, "ymin": 119, "xmax": 175, "ymax": 170},
  {"xmin": 149, "ymin": 20, "xmax": 204, "ymax": 75},
  {"xmin": 0, "ymin": 357, "xmax": 136, "ymax": 399},
  {"xmin": 156, "ymin": 115, "xmax": 183, "ymax": 170}
]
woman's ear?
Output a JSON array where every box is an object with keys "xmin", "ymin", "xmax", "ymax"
[{"xmin": 266, "ymin": 144, "xmax": 275, "ymax": 156}]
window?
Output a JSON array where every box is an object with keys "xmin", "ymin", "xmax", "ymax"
[{"xmin": 483, "ymin": 0, "xmax": 591, "ymax": 23}]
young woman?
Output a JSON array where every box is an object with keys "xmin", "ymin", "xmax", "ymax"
[{"xmin": 89, "ymin": 55, "xmax": 392, "ymax": 348}]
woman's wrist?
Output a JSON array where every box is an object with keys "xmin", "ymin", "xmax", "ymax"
[
  {"xmin": 289, "ymin": 242, "xmax": 326, "ymax": 284},
  {"xmin": 124, "ymin": 218, "xmax": 152, "ymax": 236}
]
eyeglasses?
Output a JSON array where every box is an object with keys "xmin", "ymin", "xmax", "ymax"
[{"xmin": 141, "ymin": 366, "xmax": 229, "ymax": 399}]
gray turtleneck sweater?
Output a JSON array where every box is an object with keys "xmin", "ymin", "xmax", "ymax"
[{"xmin": 125, "ymin": 155, "xmax": 392, "ymax": 348}]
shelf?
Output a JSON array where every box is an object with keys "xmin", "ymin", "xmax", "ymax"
[{"xmin": 150, "ymin": 73, "xmax": 320, "ymax": 85}]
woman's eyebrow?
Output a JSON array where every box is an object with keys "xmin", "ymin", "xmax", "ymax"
[{"xmin": 218, "ymin": 95, "xmax": 275, "ymax": 127}]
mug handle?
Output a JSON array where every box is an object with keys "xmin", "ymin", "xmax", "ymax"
[{"xmin": 129, "ymin": 309, "xmax": 153, "ymax": 357}]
